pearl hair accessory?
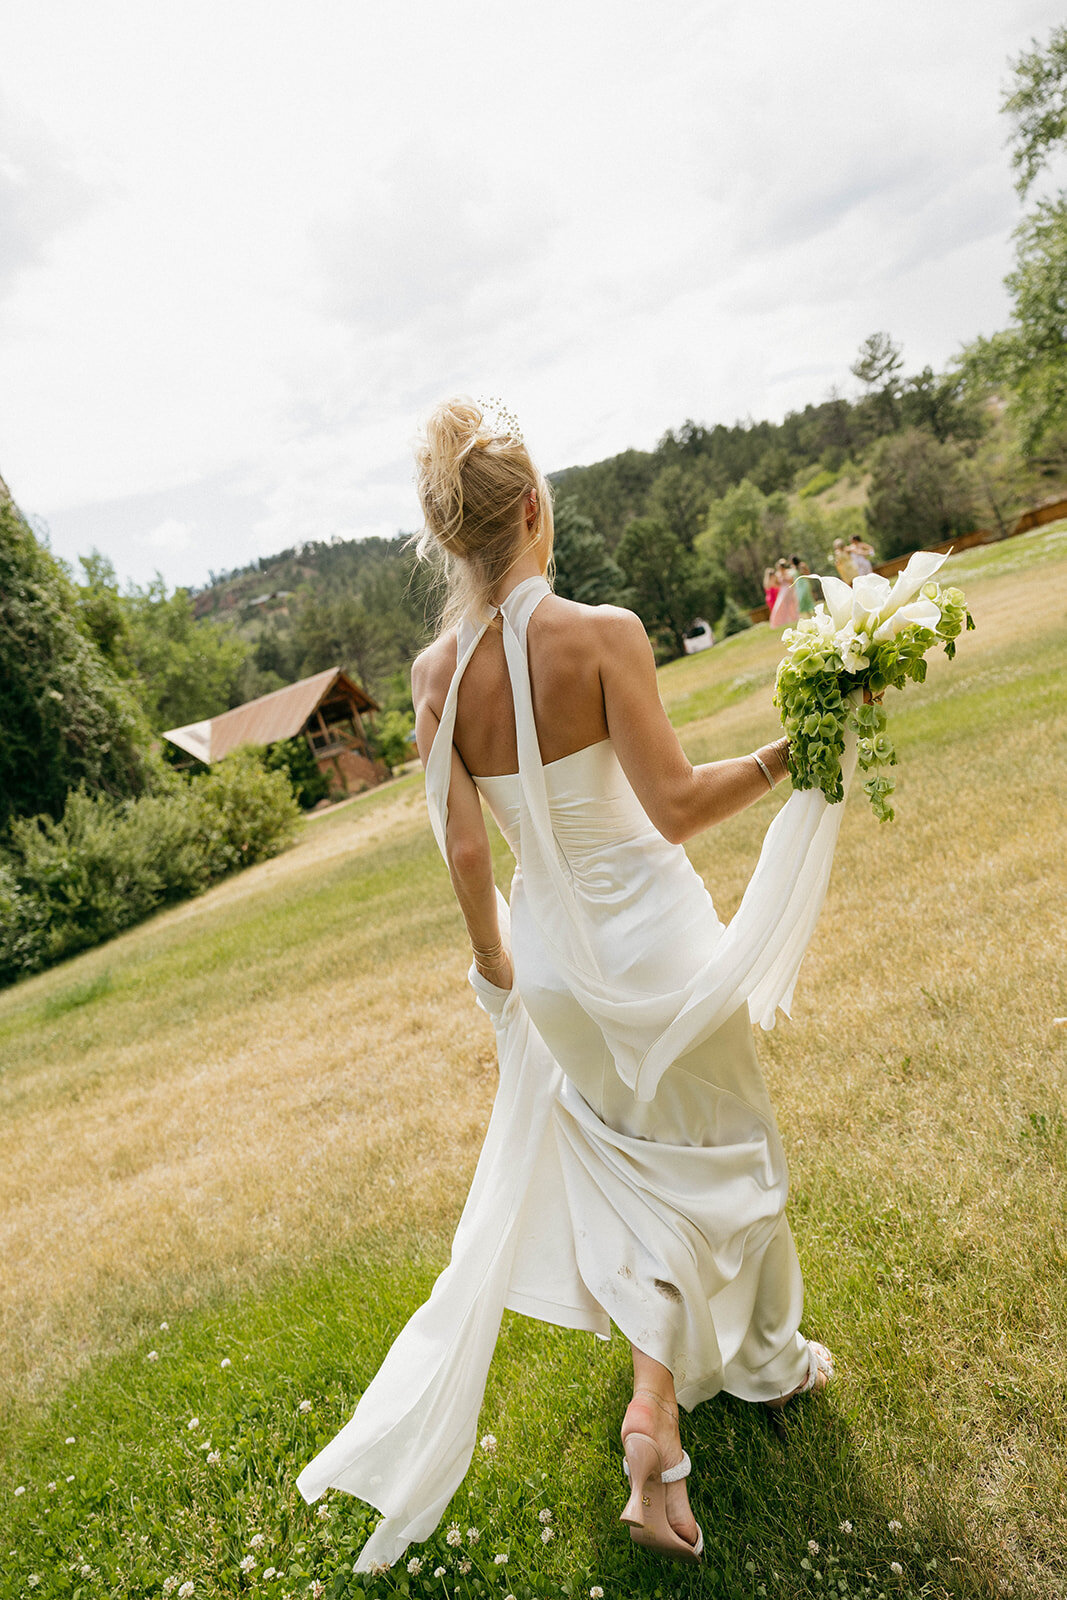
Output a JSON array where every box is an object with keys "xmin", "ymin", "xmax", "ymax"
[{"xmin": 475, "ymin": 395, "xmax": 524, "ymax": 444}]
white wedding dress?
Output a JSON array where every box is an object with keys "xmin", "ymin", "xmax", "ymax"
[{"xmin": 297, "ymin": 577, "xmax": 855, "ymax": 1570}]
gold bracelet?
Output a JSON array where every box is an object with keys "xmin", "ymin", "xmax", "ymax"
[{"xmin": 471, "ymin": 939, "xmax": 505, "ymax": 964}]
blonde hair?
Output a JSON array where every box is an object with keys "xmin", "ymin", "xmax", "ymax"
[{"xmin": 414, "ymin": 395, "xmax": 553, "ymax": 633}]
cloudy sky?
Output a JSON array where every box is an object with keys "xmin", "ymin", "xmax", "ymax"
[{"xmin": 0, "ymin": 0, "xmax": 1061, "ymax": 590}]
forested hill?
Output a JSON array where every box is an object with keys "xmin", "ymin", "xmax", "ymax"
[{"xmin": 178, "ymin": 344, "xmax": 1066, "ymax": 719}]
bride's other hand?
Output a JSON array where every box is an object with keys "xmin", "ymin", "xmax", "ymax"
[{"xmin": 474, "ymin": 949, "xmax": 514, "ymax": 991}]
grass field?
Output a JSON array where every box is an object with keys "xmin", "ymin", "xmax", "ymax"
[{"xmin": 2, "ymin": 527, "xmax": 1066, "ymax": 1600}]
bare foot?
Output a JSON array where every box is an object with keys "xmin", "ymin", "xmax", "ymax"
[{"xmin": 622, "ymin": 1389, "xmax": 699, "ymax": 1549}]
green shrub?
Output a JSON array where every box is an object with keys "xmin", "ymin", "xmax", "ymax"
[
  {"xmin": 261, "ymin": 736, "xmax": 330, "ymax": 809},
  {"xmin": 717, "ymin": 596, "xmax": 755, "ymax": 637},
  {"xmin": 798, "ymin": 467, "xmax": 840, "ymax": 499},
  {"xmin": 371, "ymin": 708, "xmax": 416, "ymax": 772},
  {"xmin": 0, "ymin": 752, "xmax": 300, "ymax": 987}
]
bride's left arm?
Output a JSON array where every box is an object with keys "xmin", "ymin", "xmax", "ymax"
[{"xmin": 413, "ymin": 653, "xmax": 513, "ymax": 991}]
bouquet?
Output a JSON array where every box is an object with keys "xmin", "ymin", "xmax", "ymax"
[{"xmin": 773, "ymin": 549, "xmax": 974, "ymax": 822}]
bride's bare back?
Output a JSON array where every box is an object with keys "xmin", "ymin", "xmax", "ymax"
[{"xmin": 450, "ymin": 594, "xmax": 612, "ymax": 777}]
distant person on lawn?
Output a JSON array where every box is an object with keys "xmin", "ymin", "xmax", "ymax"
[{"xmin": 848, "ymin": 533, "xmax": 876, "ymax": 576}]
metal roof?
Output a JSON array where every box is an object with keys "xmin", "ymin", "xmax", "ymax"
[{"xmin": 163, "ymin": 666, "xmax": 378, "ymax": 764}]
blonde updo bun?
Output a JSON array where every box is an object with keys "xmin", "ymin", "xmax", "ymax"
[{"xmin": 415, "ymin": 395, "xmax": 553, "ymax": 632}]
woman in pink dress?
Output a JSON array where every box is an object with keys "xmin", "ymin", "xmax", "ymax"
[{"xmin": 769, "ymin": 558, "xmax": 799, "ymax": 628}]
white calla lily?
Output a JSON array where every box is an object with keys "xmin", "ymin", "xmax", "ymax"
[
  {"xmin": 871, "ymin": 598, "xmax": 941, "ymax": 642},
  {"xmin": 850, "ymin": 572, "xmax": 892, "ymax": 631},
  {"xmin": 879, "ymin": 549, "xmax": 948, "ymax": 622},
  {"xmin": 818, "ymin": 575, "xmax": 854, "ymax": 630}
]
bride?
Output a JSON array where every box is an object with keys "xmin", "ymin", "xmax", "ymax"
[{"xmin": 298, "ymin": 398, "xmax": 838, "ymax": 1570}]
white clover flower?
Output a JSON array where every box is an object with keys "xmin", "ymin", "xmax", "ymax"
[
  {"xmin": 458, "ymin": 1559, "xmax": 472, "ymax": 1575},
  {"xmin": 839, "ymin": 1521, "xmax": 853, "ymax": 1533},
  {"xmin": 199, "ymin": 1442, "xmax": 211, "ymax": 1451},
  {"xmin": 317, "ymin": 1505, "xmax": 330, "ymax": 1520},
  {"xmin": 249, "ymin": 1533, "xmax": 265, "ymax": 1549},
  {"xmin": 160, "ymin": 1321, "xmax": 169, "ymax": 1331},
  {"xmin": 148, "ymin": 1350, "xmax": 160, "ymax": 1362},
  {"xmin": 538, "ymin": 1507, "xmax": 553, "ymax": 1524},
  {"xmin": 263, "ymin": 1569, "xmax": 276, "ymax": 1581},
  {"xmin": 239, "ymin": 1555, "xmax": 255, "ymax": 1573},
  {"xmin": 466, "ymin": 1527, "xmax": 480, "ymax": 1543},
  {"xmin": 187, "ymin": 1418, "xmax": 199, "ymax": 1431},
  {"xmin": 298, "ymin": 1399, "xmax": 312, "ymax": 1414},
  {"xmin": 494, "ymin": 1552, "xmax": 508, "ymax": 1564},
  {"xmin": 809, "ymin": 1540, "xmax": 820, "ymax": 1554},
  {"xmin": 206, "ymin": 1450, "xmax": 221, "ymax": 1465},
  {"xmin": 406, "ymin": 1557, "xmax": 423, "ymax": 1574},
  {"xmin": 66, "ymin": 1437, "xmax": 76, "ymax": 1445},
  {"xmin": 890, "ymin": 1561, "xmax": 903, "ymax": 1576},
  {"xmin": 81, "ymin": 1564, "xmax": 93, "ymax": 1577},
  {"xmin": 479, "ymin": 1432, "xmax": 498, "ymax": 1454},
  {"xmin": 446, "ymin": 1522, "xmax": 462, "ymax": 1547},
  {"xmin": 590, "ymin": 1589, "xmax": 604, "ymax": 1599},
  {"xmin": 178, "ymin": 1584, "xmax": 195, "ymax": 1598},
  {"xmin": 888, "ymin": 1519, "xmax": 902, "ymax": 1532},
  {"xmin": 221, "ymin": 1358, "xmax": 231, "ymax": 1369},
  {"xmin": 66, "ymin": 1475, "xmax": 74, "ymax": 1483},
  {"xmin": 310, "ymin": 1582, "xmax": 325, "ymax": 1598},
  {"xmin": 541, "ymin": 1526, "xmax": 555, "ymax": 1543},
  {"xmin": 27, "ymin": 1578, "xmax": 40, "ymax": 1590},
  {"xmin": 14, "ymin": 1485, "xmax": 25, "ymax": 1496},
  {"xmin": 433, "ymin": 1568, "xmax": 446, "ymax": 1579},
  {"xmin": 163, "ymin": 1580, "xmax": 179, "ymax": 1595},
  {"xmin": 47, "ymin": 1482, "xmax": 56, "ymax": 1492}
]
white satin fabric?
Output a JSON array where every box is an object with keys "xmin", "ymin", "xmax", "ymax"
[{"xmin": 297, "ymin": 577, "xmax": 855, "ymax": 1570}]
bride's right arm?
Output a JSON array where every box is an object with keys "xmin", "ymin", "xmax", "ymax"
[{"xmin": 597, "ymin": 609, "xmax": 789, "ymax": 844}]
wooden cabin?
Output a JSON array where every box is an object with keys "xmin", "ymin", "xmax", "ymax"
[{"xmin": 163, "ymin": 666, "xmax": 385, "ymax": 795}]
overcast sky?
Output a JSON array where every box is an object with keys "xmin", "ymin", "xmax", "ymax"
[{"xmin": 0, "ymin": 0, "xmax": 1061, "ymax": 590}]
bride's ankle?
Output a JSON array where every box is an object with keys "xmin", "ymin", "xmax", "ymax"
[{"xmin": 623, "ymin": 1389, "xmax": 680, "ymax": 1448}]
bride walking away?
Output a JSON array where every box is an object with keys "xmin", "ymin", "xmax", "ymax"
[{"xmin": 298, "ymin": 397, "xmax": 853, "ymax": 1573}]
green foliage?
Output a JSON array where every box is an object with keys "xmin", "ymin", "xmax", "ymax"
[
  {"xmin": 0, "ymin": 501, "xmax": 158, "ymax": 829},
  {"xmin": 74, "ymin": 553, "xmax": 252, "ymax": 732},
  {"xmin": 372, "ymin": 709, "xmax": 416, "ymax": 772},
  {"xmin": 955, "ymin": 28, "xmax": 1067, "ymax": 455},
  {"xmin": 262, "ymin": 737, "xmax": 331, "ymax": 809},
  {"xmin": 698, "ymin": 478, "xmax": 780, "ymax": 608},
  {"xmin": 616, "ymin": 517, "xmax": 719, "ymax": 658},
  {"xmin": 1003, "ymin": 22, "xmax": 1067, "ymax": 197},
  {"xmin": 865, "ymin": 430, "xmax": 976, "ymax": 560},
  {"xmin": 716, "ymin": 596, "xmax": 754, "ymax": 637},
  {"xmin": 797, "ymin": 467, "xmax": 839, "ymax": 500},
  {"xmin": 964, "ymin": 197, "xmax": 1067, "ymax": 453},
  {"xmin": 548, "ymin": 447, "xmax": 658, "ymax": 549},
  {"xmin": 0, "ymin": 751, "xmax": 299, "ymax": 987},
  {"xmin": 550, "ymin": 497, "xmax": 629, "ymax": 606},
  {"xmin": 645, "ymin": 461, "xmax": 712, "ymax": 548}
]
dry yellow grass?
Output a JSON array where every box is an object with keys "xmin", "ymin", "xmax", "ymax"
[{"xmin": 1, "ymin": 536, "xmax": 1065, "ymax": 1587}]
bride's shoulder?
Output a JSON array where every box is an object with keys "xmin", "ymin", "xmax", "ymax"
[
  {"xmin": 536, "ymin": 594, "xmax": 648, "ymax": 662},
  {"xmin": 411, "ymin": 629, "xmax": 458, "ymax": 711}
]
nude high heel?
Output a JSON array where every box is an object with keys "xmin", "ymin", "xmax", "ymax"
[{"xmin": 620, "ymin": 1433, "xmax": 704, "ymax": 1565}]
